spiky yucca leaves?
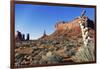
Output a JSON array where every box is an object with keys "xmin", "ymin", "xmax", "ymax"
[{"xmin": 72, "ymin": 42, "xmax": 95, "ymax": 62}]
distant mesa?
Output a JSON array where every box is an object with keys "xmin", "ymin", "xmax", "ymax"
[
  {"xmin": 15, "ymin": 31, "xmax": 30, "ymax": 41},
  {"xmin": 55, "ymin": 16, "xmax": 94, "ymax": 32},
  {"xmin": 55, "ymin": 17, "xmax": 80, "ymax": 32}
]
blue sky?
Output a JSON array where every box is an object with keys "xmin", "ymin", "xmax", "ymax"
[{"xmin": 15, "ymin": 4, "xmax": 95, "ymax": 40}]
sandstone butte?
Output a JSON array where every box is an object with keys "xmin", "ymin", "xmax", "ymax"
[
  {"xmin": 55, "ymin": 17, "xmax": 81, "ymax": 31},
  {"xmin": 53, "ymin": 16, "xmax": 95, "ymax": 37}
]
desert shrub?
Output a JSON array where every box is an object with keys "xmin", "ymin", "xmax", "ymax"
[
  {"xmin": 72, "ymin": 42, "xmax": 95, "ymax": 62},
  {"xmin": 48, "ymin": 53, "xmax": 63, "ymax": 62},
  {"xmin": 41, "ymin": 51, "xmax": 63, "ymax": 64}
]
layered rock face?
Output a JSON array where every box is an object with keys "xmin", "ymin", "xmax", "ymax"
[
  {"xmin": 54, "ymin": 17, "xmax": 95, "ymax": 39},
  {"xmin": 55, "ymin": 18, "xmax": 80, "ymax": 31}
]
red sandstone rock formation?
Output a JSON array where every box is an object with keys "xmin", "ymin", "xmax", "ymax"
[
  {"xmin": 55, "ymin": 17, "xmax": 81, "ymax": 35},
  {"xmin": 55, "ymin": 16, "xmax": 94, "ymax": 35},
  {"xmin": 51, "ymin": 16, "xmax": 95, "ymax": 39},
  {"xmin": 55, "ymin": 18, "xmax": 80, "ymax": 31}
]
